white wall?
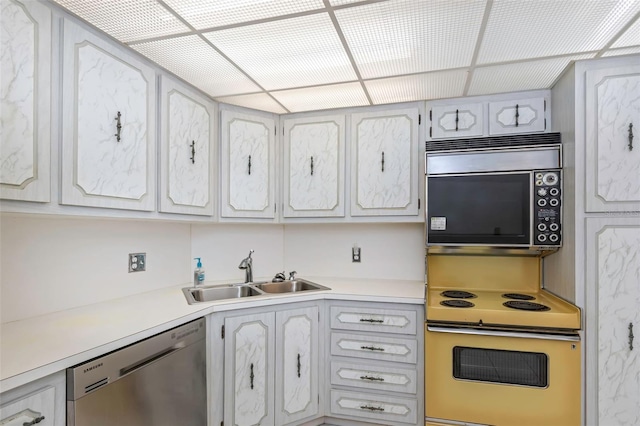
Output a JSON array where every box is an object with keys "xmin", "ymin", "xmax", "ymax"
[
  {"xmin": 0, "ymin": 215, "xmax": 191, "ymax": 323},
  {"xmin": 1, "ymin": 217, "xmax": 426, "ymax": 323}
]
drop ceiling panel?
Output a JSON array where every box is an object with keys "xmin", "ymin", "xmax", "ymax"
[
  {"xmin": 366, "ymin": 70, "xmax": 468, "ymax": 104},
  {"xmin": 132, "ymin": 35, "xmax": 260, "ymax": 97},
  {"xmin": 478, "ymin": 0, "xmax": 640, "ymax": 64},
  {"xmin": 335, "ymin": 0, "xmax": 486, "ymax": 78},
  {"xmin": 52, "ymin": 0, "xmax": 189, "ymax": 43},
  {"xmin": 602, "ymin": 46, "xmax": 640, "ymax": 56},
  {"xmin": 468, "ymin": 55, "xmax": 594, "ymax": 96},
  {"xmin": 612, "ymin": 15, "xmax": 640, "ymax": 48},
  {"xmin": 203, "ymin": 13, "xmax": 357, "ymax": 90},
  {"xmin": 161, "ymin": 0, "xmax": 324, "ymax": 30},
  {"xmin": 271, "ymin": 82, "xmax": 369, "ymax": 112},
  {"xmin": 215, "ymin": 93, "xmax": 287, "ymax": 114}
]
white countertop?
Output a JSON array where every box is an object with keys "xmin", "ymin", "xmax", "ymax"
[{"xmin": 0, "ymin": 277, "xmax": 424, "ymax": 392}]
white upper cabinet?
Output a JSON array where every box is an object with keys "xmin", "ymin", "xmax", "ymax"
[
  {"xmin": 0, "ymin": 0, "xmax": 51, "ymax": 202},
  {"xmin": 430, "ymin": 103, "xmax": 483, "ymax": 139},
  {"xmin": 60, "ymin": 19, "xmax": 156, "ymax": 211},
  {"xmin": 159, "ymin": 77, "xmax": 215, "ymax": 216},
  {"xmin": 283, "ymin": 115, "xmax": 345, "ymax": 218},
  {"xmin": 585, "ymin": 65, "xmax": 640, "ymax": 213},
  {"xmin": 350, "ymin": 108, "xmax": 420, "ymax": 217},
  {"xmin": 489, "ymin": 96, "xmax": 546, "ymax": 135},
  {"xmin": 220, "ymin": 109, "xmax": 276, "ymax": 219}
]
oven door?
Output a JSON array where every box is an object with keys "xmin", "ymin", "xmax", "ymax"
[
  {"xmin": 427, "ymin": 172, "xmax": 532, "ymax": 247},
  {"xmin": 425, "ymin": 326, "xmax": 580, "ymax": 426}
]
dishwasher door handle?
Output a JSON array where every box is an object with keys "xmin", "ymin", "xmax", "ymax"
[{"xmin": 119, "ymin": 342, "xmax": 186, "ymax": 377}]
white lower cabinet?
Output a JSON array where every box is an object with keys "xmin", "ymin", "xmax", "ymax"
[
  {"xmin": 586, "ymin": 218, "xmax": 640, "ymax": 426},
  {"xmin": 326, "ymin": 301, "xmax": 424, "ymax": 425},
  {"xmin": 0, "ymin": 372, "xmax": 65, "ymax": 426},
  {"xmin": 211, "ymin": 302, "xmax": 320, "ymax": 426}
]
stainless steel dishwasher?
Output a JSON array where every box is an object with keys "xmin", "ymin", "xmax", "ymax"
[{"xmin": 67, "ymin": 318, "xmax": 206, "ymax": 426}]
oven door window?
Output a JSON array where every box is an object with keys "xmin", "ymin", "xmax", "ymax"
[
  {"xmin": 427, "ymin": 173, "xmax": 530, "ymax": 245},
  {"xmin": 453, "ymin": 346, "xmax": 548, "ymax": 387}
]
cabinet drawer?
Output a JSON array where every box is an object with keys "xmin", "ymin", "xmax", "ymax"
[
  {"xmin": 330, "ymin": 306, "xmax": 417, "ymax": 335},
  {"xmin": 330, "ymin": 389, "xmax": 418, "ymax": 425},
  {"xmin": 331, "ymin": 332, "xmax": 417, "ymax": 364},
  {"xmin": 0, "ymin": 386, "xmax": 55, "ymax": 426},
  {"xmin": 331, "ymin": 360, "xmax": 417, "ymax": 394}
]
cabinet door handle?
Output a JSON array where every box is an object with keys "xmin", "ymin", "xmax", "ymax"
[
  {"xmin": 359, "ymin": 318, "xmax": 384, "ymax": 323},
  {"xmin": 190, "ymin": 141, "xmax": 195, "ymax": 164},
  {"xmin": 629, "ymin": 123, "xmax": 634, "ymax": 151},
  {"xmin": 515, "ymin": 104, "xmax": 519, "ymax": 127},
  {"xmin": 360, "ymin": 405, "xmax": 384, "ymax": 412},
  {"xmin": 381, "ymin": 151, "xmax": 385, "ymax": 172},
  {"xmin": 310, "ymin": 156, "xmax": 314, "ymax": 176},
  {"xmin": 455, "ymin": 109, "xmax": 459, "ymax": 131},
  {"xmin": 23, "ymin": 416, "xmax": 45, "ymax": 426},
  {"xmin": 629, "ymin": 323, "xmax": 634, "ymax": 351},
  {"xmin": 250, "ymin": 363, "xmax": 254, "ymax": 389},
  {"xmin": 114, "ymin": 111, "xmax": 122, "ymax": 142},
  {"xmin": 360, "ymin": 345, "xmax": 385, "ymax": 352},
  {"xmin": 297, "ymin": 353, "xmax": 301, "ymax": 378},
  {"xmin": 360, "ymin": 375, "xmax": 384, "ymax": 382},
  {"xmin": 248, "ymin": 155, "xmax": 252, "ymax": 175}
]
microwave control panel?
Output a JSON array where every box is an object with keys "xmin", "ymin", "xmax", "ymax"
[{"xmin": 534, "ymin": 170, "xmax": 561, "ymax": 246}]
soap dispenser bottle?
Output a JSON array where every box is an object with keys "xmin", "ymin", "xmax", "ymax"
[{"xmin": 193, "ymin": 258, "xmax": 205, "ymax": 287}]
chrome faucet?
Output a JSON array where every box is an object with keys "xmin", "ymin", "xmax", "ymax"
[{"xmin": 238, "ymin": 250, "xmax": 254, "ymax": 283}]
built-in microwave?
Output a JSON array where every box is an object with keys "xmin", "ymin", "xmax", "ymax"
[{"xmin": 425, "ymin": 135, "xmax": 562, "ymax": 250}]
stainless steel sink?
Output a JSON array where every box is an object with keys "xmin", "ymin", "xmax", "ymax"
[
  {"xmin": 183, "ymin": 284, "xmax": 264, "ymax": 304},
  {"xmin": 253, "ymin": 279, "xmax": 330, "ymax": 294},
  {"xmin": 182, "ymin": 278, "xmax": 330, "ymax": 304}
]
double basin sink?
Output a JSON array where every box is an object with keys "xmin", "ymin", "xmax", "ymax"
[{"xmin": 182, "ymin": 278, "xmax": 330, "ymax": 304}]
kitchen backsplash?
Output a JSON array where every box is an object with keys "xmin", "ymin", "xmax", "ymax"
[{"xmin": 1, "ymin": 217, "xmax": 425, "ymax": 323}]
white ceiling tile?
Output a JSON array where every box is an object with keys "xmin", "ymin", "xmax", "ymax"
[
  {"xmin": 335, "ymin": 0, "xmax": 486, "ymax": 78},
  {"xmin": 161, "ymin": 0, "xmax": 324, "ymax": 30},
  {"xmin": 271, "ymin": 82, "xmax": 369, "ymax": 112},
  {"xmin": 468, "ymin": 55, "xmax": 595, "ymax": 96},
  {"xmin": 612, "ymin": 16, "xmax": 640, "ymax": 48},
  {"xmin": 203, "ymin": 14, "xmax": 357, "ymax": 90},
  {"xmin": 478, "ymin": 0, "xmax": 640, "ymax": 64},
  {"xmin": 366, "ymin": 70, "xmax": 468, "ymax": 104},
  {"xmin": 216, "ymin": 93, "xmax": 288, "ymax": 114},
  {"xmin": 52, "ymin": 0, "xmax": 189, "ymax": 43},
  {"xmin": 132, "ymin": 35, "xmax": 260, "ymax": 97},
  {"xmin": 602, "ymin": 46, "xmax": 640, "ymax": 56}
]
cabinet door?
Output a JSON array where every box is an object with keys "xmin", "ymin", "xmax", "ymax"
[
  {"xmin": 430, "ymin": 103, "xmax": 483, "ymax": 139},
  {"xmin": 61, "ymin": 19, "xmax": 156, "ymax": 211},
  {"xmin": 220, "ymin": 110, "xmax": 276, "ymax": 219},
  {"xmin": 0, "ymin": 386, "xmax": 55, "ymax": 426},
  {"xmin": 159, "ymin": 77, "xmax": 215, "ymax": 216},
  {"xmin": 283, "ymin": 115, "xmax": 345, "ymax": 218},
  {"xmin": 350, "ymin": 108, "xmax": 420, "ymax": 216},
  {"xmin": 275, "ymin": 306, "xmax": 319, "ymax": 425},
  {"xmin": 0, "ymin": 0, "xmax": 51, "ymax": 202},
  {"xmin": 224, "ymin": 312, "xmax": 275, "ymax": 426},
  {"xmin": 585, "ymin": 66, "xmax": 640, "ymax": 212},
  {"xmin": 488, "ymin": 97, "xmax": 546, "ymax": 135},
  {"xmin": 586, "ymin": 219, "xmax": 640, "ymax": 426}
]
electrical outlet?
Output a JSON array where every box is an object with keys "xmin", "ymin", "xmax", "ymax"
[
  {"xmin": 129, "ymin": 253, "xmax": 146, "ymax": 272},
  {"xmin": 352, "ymin": 246, "xmax": 361, "ymax": 263}
]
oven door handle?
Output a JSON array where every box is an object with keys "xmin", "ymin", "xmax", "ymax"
[{"xmin": 427, "ymin": 326, "xmax": 580, "ymax": 342}]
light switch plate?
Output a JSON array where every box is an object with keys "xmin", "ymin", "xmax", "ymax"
[
  {"xmin": 129, "ymin": 253, "xmax": 146, "ymax": 272},
  {"xmin": 352, "ymin": 246, "xmax": 361, "ymax": 263}
]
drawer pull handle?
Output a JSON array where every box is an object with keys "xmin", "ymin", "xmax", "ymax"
[
  {"xmin": 23, "ymin": 416, "xmax": 45, "ymax": 426},
  {"xmin": 190, "ymin": 140, "xmax": 195, "ymax": 164},
  {"xmin": 359, "ymin": 318, "xmax": 384, "ymax": 323},
  {"xmin": 114, "ymin": 111, "xmax": 122, "ymax": 142},
  {"xmin": 455, "ymin": 109, "xmax": 459, "ymax": 131},
  {"xmin": 360, "ymin": 345, "xmax": 384, "ymax": 352},
  {"xmin": 515, "ymin": 104, "xmax": 519, "ymax": 127},
  {"xmin": 250, "ymin": 363, "xmax": 254, "ymax": 389},
  {"xmin": 297, "ymin": 353, "xmax": 301, "ymax": 378},
  {"xmin": 247, "ymin": 155, "xmax": 252, "ymax": 175},
  {"xmin": 360, "ymin": 375, "xmax": 384, "ymax": 382},
  {"xmin": 310, "ymin": 156, "xmax": 314, "ymax": 176},
  {"xmin": 629, "ymin": 322, "xmax": 634, "ymax": 351},
  {"xmin": 629, "ymin": 123, "xmax": 634, "ymax": 151},
  {"xmin": 360, "ymin": 405, "xmax": 385, "ymax": 412}
]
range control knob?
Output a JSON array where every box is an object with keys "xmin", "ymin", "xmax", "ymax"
[
  {"xmin": 537, "ymin": 188, "xmax": 548, "ymax": 197},
  {"xmin": 537, "ymin": 223, "xmax": 547, "ymax": 232},
  {"xmin": 537, "ymin": 198, "xmax": 547, "ymax": 207},
  {"xmin": 542, "ymin": 172, "xmax": 559, "ymax": 186},
  {"xmin": 537, "ymin": 234, "xmax": 547, "ymax": 242},
  {"xmin": 550, "ymin": 223, "xmax": 560, "ymax": 232}
]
